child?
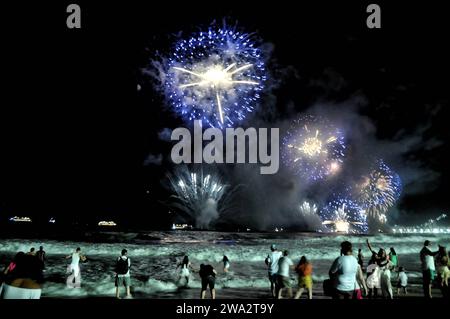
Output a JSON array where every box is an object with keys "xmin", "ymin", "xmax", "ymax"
[
  {"xmin": 294, "ymin": 256, "xmax": 313, "ymax": 299},
  {"xmin": 396, "ymin": 267, "xmax": 408, "ymax": 296}
]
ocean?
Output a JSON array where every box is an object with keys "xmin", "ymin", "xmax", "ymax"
[{"xmin": 1, "ymin": 231, "xmax": 448, "ymax": 298}]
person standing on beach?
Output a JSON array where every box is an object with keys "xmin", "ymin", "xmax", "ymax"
[
  {"xmin": 389, "ymin": 247, "xmax": 398, "ymax": 270},
  {"xmin": 222, "ymin": 255, "xmax": 230, "ymax": 273},
  {"xmin": 177, "ymin": 255, "xmax": 193, "ymax": 287},
  {"xmin": 357, "ymin": 249, "xmax": 364, "ymax": 271},
  {"xmin": 265, "ymin": 244, "xmax": 282, "ymax": 298},
  {"xmin": 420, "ymin": 240, "xmax": 438, "ymax": 299},
  {"xmin": 354, "ymin": 264, "xmax": 368, "ymax": 299},
  {"xmin": 396, "ymin": 266, "xmax": 408, "ymax": 296},
  {"xmin": 329, "ymin": 241, "xmax": 359, "ymax": 299},
  {"xmin": 294, "ymin": 256, "xmax": 313, "ymax": 299},
  {"xmin": 366, "ymin": 261, "xmax": 380, "ymax": 298},
  {"xmin": 36, "ymin": 246, "xmax": 46, "ymax": 270},
  {"xmin": 435, "ymin": 245, "xmax": 449, "ymax": 298},
  {"xmin": 65, "ymin": 247, "xmax": 86, "ymax": 288},
  {"xmin": 199, "ymin": 264, "xmax": 216, "ymax": 299},
  {"xmin": 115, "ymin": 249, "xmax": 131, "ymax": 299},
  {"xmin": 276, "ymin": 250, "xmax": 294, "ymax": 299},
  {"xmin": 379, "ymin": 251, "xmax": 393, "ymax": 299},
  {"xmin": 366, "ymin": 240, "xmax": 393, "ymax": 299}
]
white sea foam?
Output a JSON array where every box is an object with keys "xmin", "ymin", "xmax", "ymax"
[{"xmin": 1, "ymin": 232, "xmax": 448, "ymax": 298}]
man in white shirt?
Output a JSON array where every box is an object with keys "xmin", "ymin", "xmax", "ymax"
[
  {"xmin": 115, "ymin": 249, "xmax": 132, "ymax": 299},
  {"xmin": 329, "ymin": 241, "xmax": 359, "ymax": 299},
  {"xmin": 276, "ymin": 250, "xmax": 294, "ymax": 299},
  {"xmin": 265, "ymin": 244, "xmax": 282, "ymax": 298},
  {"xmin": 66, "ymin": 247, "xmax": 86, "ymax": 288}
]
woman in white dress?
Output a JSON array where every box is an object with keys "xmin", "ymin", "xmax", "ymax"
[{"xmin": 177, "ymin": 256, "xmax": 193, "ymax": 287}]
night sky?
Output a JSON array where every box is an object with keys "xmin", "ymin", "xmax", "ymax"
[{"xmin": 1, "ymin": 2, "xmax": 448, "ymax": 230}]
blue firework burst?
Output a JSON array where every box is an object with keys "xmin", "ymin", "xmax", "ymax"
[
  {"xmin": 282, "ymin": 115, "xmax": 346, "ymax": 181},
  {"xmin": 321, "ymin": 198, "xmax": 368, "ymax": 234},
  {"xmin": 165, "ymin": 26, "xmax": 267, "ymax": 128},
  {"xmin": 354, "ymin": 160, "xmax": 402, "ymax": 221}
]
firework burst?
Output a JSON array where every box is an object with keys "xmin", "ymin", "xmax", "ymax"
[
  {"xmin": 299, "ymin": 200, "xmax": 325, "ymax": 231},
  {"xmin": 354, "ymin": 160, "xmax": 402, "ymax": 221},
  {"xmin": 299, "ymin": 201, "xmax": 318, "ymax": 217},
  {"xmin": 282, "ymin": 115, "xmax": 346, "ymax": 181},
  {"xmin": 321, "ymin": 198, "xmax": 368, "ymax": 234},
  {"xmin": 167, "ymin": 166, "xmax": 237, "ymax": 229},
  {"xmin": 165, "ymin": 26, "xmax": 266, "ymax": 128}
]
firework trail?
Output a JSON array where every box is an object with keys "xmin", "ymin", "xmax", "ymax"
[
  {"xmin": 167, "ymin": 166, "xmax": 238, "ymax": 229},
  {"xmin": 282, "ymin": 115, "xmax": 346, "ymax": 181},
  {"xmin": 321, "ymin": 198, "xmax": 368, "ymax": 234},
  {"xmin": 354, "ymin": 160, "xmax": 402, "ymax": 222},
  {"xmin": 164, "ymin": 26, "xmax": 267, "ymax": 128}
]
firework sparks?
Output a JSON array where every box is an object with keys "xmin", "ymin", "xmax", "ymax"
[
  {"xmin": 173, "ymin": 63, "xmax": 259, "ymax": 124},
  {"xmin": 354, "ymin": 160, "xmax": 402, "ymax": 221},
  {"xmin": 282, "ymin": 115, "xmax": 346, "ymax": 181},
  {"xmin": 299, "ymin": 201, "xmax": 318, "ymax": 217},
  {"xmin": 165, "ymin": 27, "xmax": 266, "ymax": 128},
  {"xmin": 167, "ymin": 166, "xmax": 237, "ymax": 229},
  {"xmin": 288, "ymin": 128, "xmax": 337, "ymax": 157},
  {"xmin": 299, "ymin": 200, "xmax": 325, "ymax": 231},
  {"xmin": 321, "ymin": 198, "xmax": 367, "ymax": 234}
]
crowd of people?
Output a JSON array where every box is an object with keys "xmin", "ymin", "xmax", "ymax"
[
  {"xmin": 323, "ymin": 239, "xmax": 448, "ymax": 300},
  {"xmin": 0, "ymin": 239, "xmax": 449, "ymax": 299}
]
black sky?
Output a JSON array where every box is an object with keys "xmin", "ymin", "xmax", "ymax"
[{"xmin": 1, "ymin": 2, "xmax": 448, "ymax": 229}]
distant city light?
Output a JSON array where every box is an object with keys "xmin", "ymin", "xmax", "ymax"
[
  {"xmin": 391, "ymin": 213, "xmax": 449, "ymax": 234},
  {"xmin": 391, "ymin": 227, "xmax": 450, "ymax": 234}
]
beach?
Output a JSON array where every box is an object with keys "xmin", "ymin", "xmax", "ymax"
[{"xmin": 0, "ymin": 231, "xmax": 448, "ymax": 299}]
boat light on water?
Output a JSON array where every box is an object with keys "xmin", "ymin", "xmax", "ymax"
[
  {"xmin": 172, "ymin": 223, "xmax": 193, "ymax": 230},
  {"xmin": 98, "ymin": 221, "xmax": 117, "ymax": 227},
  {"xmin": 9, "ymin": 216, "xmax": 32, "ymax": 223}
]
